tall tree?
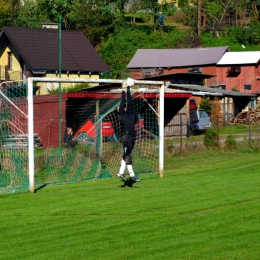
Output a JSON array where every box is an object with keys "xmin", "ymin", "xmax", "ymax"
[
  {"xmin": 182, "ymin": 0, "xmax": 251, "ymax": 32},
  {"xmin": 0, "ymin": 0, "xmax": 19, "ymax": 29},
  {"xmin": 75, "ymin": 0, "xmax": 117, "ymax": 46},
  {"xmin": 16, "ymin": 0, "xmax": 78, "ymax": 29},
  {"xmin": 198, "ymin": 0, "xmax": 201, "ymax": 38},
  {"xmin": 15, "ymin": 0, "xmax": 125, "ymax": 45}
]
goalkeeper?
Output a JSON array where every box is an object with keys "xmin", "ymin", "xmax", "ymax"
[{"xmin": 116, "ymin": 86, "xmax": 141, "ymax": 182}]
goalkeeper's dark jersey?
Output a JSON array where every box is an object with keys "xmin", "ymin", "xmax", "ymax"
[{"xmin": 119, "ymin": 89, "xmax": 135, "ymax": 136}]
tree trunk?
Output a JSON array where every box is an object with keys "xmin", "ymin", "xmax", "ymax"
[{"xmin": 198, "ymin": 0, "xmax": 201, "ymax": 39}]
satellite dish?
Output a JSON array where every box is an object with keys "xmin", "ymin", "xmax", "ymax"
[{"xmin": 47, "ymin": 82, "xmax": 59, "ymax": 91}]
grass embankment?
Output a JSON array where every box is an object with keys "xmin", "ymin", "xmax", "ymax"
[{"xmin": 1, "ymin": 149, "xmax": 260, "ymax": 259}]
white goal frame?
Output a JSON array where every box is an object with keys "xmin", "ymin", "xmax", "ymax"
[{"xmin": 28, "ymin": 77, "xmax": 165, "ymax": 193}]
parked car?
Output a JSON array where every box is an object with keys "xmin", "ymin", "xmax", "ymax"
[
  {"xmin": 190, "ymin": 109, "xmax": 212, "ymax": 133},
  {"xmin": 74, "ymin": 120, "xmax": 116, "ymax": 145}
]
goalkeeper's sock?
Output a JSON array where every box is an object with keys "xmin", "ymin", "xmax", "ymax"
[
  {"xmin": 118, "ymin": 159, "xmax": 126, "ymax": 175},
  {"xmin": 127, "ymin": 165, "xmax": 135, "ymax": 177}
]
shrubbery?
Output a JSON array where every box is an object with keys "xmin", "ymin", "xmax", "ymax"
[
  {"xmin": 204, "ymin": 127, "xmax": 219, "ymax": 148},
  {"xmin": 200, "ymin": 97, "xmax": 212, "ymax": 115},
  {"xmin": 225, "ymin": 134, "xmax": 237, "ymax": 150}
]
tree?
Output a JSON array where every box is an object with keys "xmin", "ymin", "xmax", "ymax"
[
  {"xmin": 15, "ymin": 0, "xmax": 124, "ymax": 46},
  {"xmin": 75, "ymin": 0, "xmax": 118, "ymax": 46},
  {"xmin": 16, "ymin": 0, "xmax": 79, "ymax": 29},
  {"xmin": 198, "ymin": 0, "xmax": 201, "ymax": 38},
  {"xmin": 0, "ymin": 0, "xmax": 20, "ymax": 29},
  {"xmin": 204, "ymin": 0, "xmax": 233, "ymax": 30},
  {"xmin": 181, "ymin": 0, "xmax": 251, "ymax": 34},
  {"xmin": 200, "ymin": 97, "xmax": 212, "ymax": 115},
  {"xmin": 128, "ymin": 0, "xmax": 143, "ymax": 23}
]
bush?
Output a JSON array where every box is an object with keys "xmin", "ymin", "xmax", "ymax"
[
  {"xmin": 204, "ymin": 127, "xmax": 219, "ymax": 148},
  {"xmin": 211, "ymin": 99, "xmax": 221, "ymax": 126},
  {"xmin": 225, "ymin": 134, "xmax": 237, "ymax": 150},
  {"xmin": 200, "ymin": 97, "xmax": 212, "ymax": 115}
]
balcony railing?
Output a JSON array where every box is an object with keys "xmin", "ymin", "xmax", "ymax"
[{"xmin": 0, "ymin": 66, "xmax": 21, "ymax": 82}]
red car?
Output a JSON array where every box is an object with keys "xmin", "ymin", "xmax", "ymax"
[{"xmin": 74, "ymin": 120, "xmax": 116, "ymax": 144}]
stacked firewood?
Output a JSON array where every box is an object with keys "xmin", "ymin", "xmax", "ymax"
[{"xmin": 229, "ymin": 108, "xmax": 260, "ymax": 125}]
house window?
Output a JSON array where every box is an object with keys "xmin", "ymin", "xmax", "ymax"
[
  {"xmin": 244, "ymin": 84, "xmax": 251, "ymax": 90},
  {"xmin": 8, "ymin": 52, "xmax": 13, "ymax": 70},
  {"xmin": 144, "ymin": 71, "xmax": 151, "ymax": 77},
  {"xmin": 219, "ymin": 84, "xmax": 226, "ymax": 90},
  {"xmin": 187, "ymin": 67, "xmax": 202, "ymax": 73},
  {"xmin": 142, "ymin": 68, "xmax": 154, "ymax": 78},
  {"xmin": 227, "ymin": 66, "xmax": 241, "ymax": 73}
]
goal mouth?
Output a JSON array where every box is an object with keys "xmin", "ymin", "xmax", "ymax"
[{"xmin": 0, "ymin": 78, "xmax": 165, "ymax": 193}]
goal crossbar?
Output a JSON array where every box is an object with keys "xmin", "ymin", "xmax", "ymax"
[{"xmin": 27, "ymin": 77, "xmax": 165, "ymax": 193}]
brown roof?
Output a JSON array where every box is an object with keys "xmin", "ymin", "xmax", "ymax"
[
  {"xmin": 127, "ymin": 46, "xmax": 229, "ymax": 68},
  {"xmin": 0, "ymin": 26, "xmax": 110, "ymax": 73},
  {"xmin": 133, "ymin": 72, "xmax": 215, "ymax": 81}
]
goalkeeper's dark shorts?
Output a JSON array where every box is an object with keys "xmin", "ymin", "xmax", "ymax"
[{"xmin": 121, "ymin": 134, "xmax": 135, "ymax": 165}]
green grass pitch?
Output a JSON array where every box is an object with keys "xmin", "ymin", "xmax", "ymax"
[{"xmin": 0, "ymin": 149, "xmax": 260, "ymax": 259}]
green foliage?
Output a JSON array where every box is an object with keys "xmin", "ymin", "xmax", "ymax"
[
  {"xmin": 225, "ymin": 134, "xmax": 237, "ymax": 150},
  {"xmin": 201, "ymin": 31, "xmax": 235, "ymax": 47},
  {"xmin": 204, "ymin": 126, "xmax": 219, "ymax": 147},
  {"xmin": 14, "ymin": 0, "xmax": 118, "ymax": 45},
  {"xmin": 201, "ymin": 26, "xmax": 260, "ymax": 51},
  {"xmin": 199, "ymin": 97, "xmax": 212, "ymax": 115},
  {"xmin": 228, "ymin": 25, "xmax": 260, "ymax": 45},
  {"xmin": 97, "ymin": 25, "xmax": 193, "ymax": 78},
  {"xmin": 0, "ymin": 108, "xmax": 11, "ymax": 137},
  {"xmin": 135, "ymin": 12, "xmax": 151, "ymax": 23},
  {"xmin": 178, "ymin": 0, "xmax": 189, "ymax": 9},
  {"xmin": 0, "ymin": 0, "xmax": 19, "ymax": 29},
  {"xmin": 159, "ymin": 1, "xmax": 178, "ymax": 16},
  {"xmin": 179, "ymin": 5, "xmax": 197, "ymax": 29},
  {"xmin": 139, "ymin": 0, "xmax": 160, "ymax": 14},
  {"xmin": 15, "ymin": 0, "xmax": 79, "ymax": 29}
]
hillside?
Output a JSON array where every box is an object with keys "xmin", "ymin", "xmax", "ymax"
[{"xmin": 98, "ymin": 11, "xmax": 260, "ymax": 79}]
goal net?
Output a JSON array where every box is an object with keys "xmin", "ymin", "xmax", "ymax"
[{"xmin": 0, "ymin": 78, "xmax": 164, "ymax": 194}]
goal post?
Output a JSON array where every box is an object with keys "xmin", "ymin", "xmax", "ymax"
[
  {"xmin": 26, "ymin": 77, "xmax": 165, "ymax": 193},
  {"xmin": 28, "ymin": 77, "xmax": 35, "ymax": 193}
]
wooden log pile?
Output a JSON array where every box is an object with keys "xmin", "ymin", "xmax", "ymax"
[{"xmin": 230, "ymin": 108, "xmax": 260, "ymax": 125}]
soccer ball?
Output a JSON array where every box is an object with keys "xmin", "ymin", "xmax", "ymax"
[{"xmin": 126, "ymin": 78, "xmax": 135, "ymax": 87}]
